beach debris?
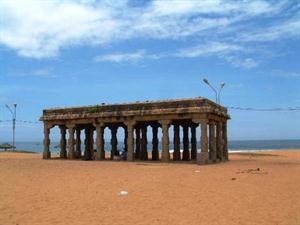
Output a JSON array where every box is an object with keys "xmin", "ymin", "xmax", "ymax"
[
  {"xmin": 194, "ymin": 170, "xmax": 201, "ymax": 173},
  {"xmin": 118, "ymin": 190, "xmax": 128, "ymax": 196},
  {"xmin": 236, "ymin": 168, "xmax": 267, "ymax": 175},
  {"xmin": 231, "ymin": 178, "xmax": 236, "ymax": 180}
]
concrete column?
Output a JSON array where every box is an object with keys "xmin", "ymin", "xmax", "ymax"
[
  {"xmin": 84, "ymin": 128, "xmax": 91, "ymax": 160},
  {"xmin": 173, "ymin": 124, "xmax": 180, "ymax": 161},
  {"xmin": 75, "ymin": 128, "xmax": 81, "ymax": 158},
  {"xmin": 152, "ymin": 125, "xmax": 159, "ymax": 160},
  {"xmin": 110, "ymin": 126, "xmax": 118, "ymax": 160},
  {"xmin": 95, "ymin": 123, "xmax": 105, "ymax": 160},
  {"xmin": 125, "ymin": 121, "xmax": 135, "ymax": 161},
  {"xmin": 216, "ymin": 121, "xmax": 223, "ymax": 161},
  {"xmin": 222, "ymin": 121, "xmax": 228, "ymax": 161},
  {"xmin": 182, "ymin": 124, "xmax": 190, "ymax": 161},
  {"xmin": 59, "ymin": 125, "xmax": 67, "ymax": 159},
  {"xmin": 135, "ymin": 127, "xmax": 141, "ymax": 159},
  {"xmin": 209, "ymin": 121, "xmax": 217, "ymax": 162},
  {"xmin": 140, "ymin": 125, "xmax": 148, "ymax": 160},
  {"xmin": 43, "ymin": 124, "xmax": 51, "ymax": 159},
  {"xmin": 67, "ymin": 125, "xmax": 75, "ymax": 159},
  {"xmin": 191, "ymin": 124, "xmax": 197, "ymax": 160},
  {"xmin": 160, "ymin": 120, "xmax": 171, "ymax": 162}
]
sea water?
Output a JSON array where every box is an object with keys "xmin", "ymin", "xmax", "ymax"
[{"xmin": 1, "ymin": 139, "xmax": 300, "ymax": 153}]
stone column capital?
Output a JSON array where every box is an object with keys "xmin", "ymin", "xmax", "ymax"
[
  {"xmin": 93, "ymin": 122, "xmax": 105, "ymax": 128},
  {"xmin": 124, "ymin": 120, "xmax": 136, "ymax": 127},
  {"xmin": 158, "ymin": 119, "xmax": 171, "ymax": 127},
  {"xmin": 44, "ymin": 123, "xmax": 54, "ymax": 130},
  {"xmin": 192, "ymin": 119, "xmax": 208, "ymax": 124},
  {"xmin": 66, "ymin": 124, "xmax": 76, "ymax": 129},
  {"xmin": 209, "ymin": 120, "xmax": 216, "ymax": 125}
]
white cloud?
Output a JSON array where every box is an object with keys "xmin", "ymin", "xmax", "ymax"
[
  {"xmin": 175, "ymin": 42, "xmax": 243, "ymax": 58},
  {"xmin": 272, "ymin": 70, "xmax": 300, "ymax": 78},
  {"xmin": 94, "ymin": 50, "xmax": 147, "ymax": 63},
  {"xmin": 5, "ymin": 68, "xmax": 56, "ymax": 78},
  {"xmin": 238, "ymin": 15, "xmax": 300, "ymax": 42},
  {"xmin": 0, "ymin": 0, "xmax": 300, "ymax": 63},
  {"xmin": 224, "ymin": 56, "xmax": 259, "ymax": 69}
]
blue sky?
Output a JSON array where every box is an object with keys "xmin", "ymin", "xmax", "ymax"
[{"xmin": 0, "ymin": 0, "xmax": 299, "ymax": 142}]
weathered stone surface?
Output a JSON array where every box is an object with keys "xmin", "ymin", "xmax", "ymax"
[
  {"xmin": 75, "ymin": 128, "xmax": 81, "ymax": 158},
  {"xmin": 209, "ymin": 122, "xmax": 217, "ymax": 162},
  {"xmin": 59, "ymin": 125, "xmax": 67, "ymax": 159},
  {"xmin": 152, "ymin": 125, "xmax": 159, "ymax": 160},
  {"xmin": 173, "ymin": 124, "xmax": 180, "ymax": 161},
  {"xmin": 140, "ymin": 125, "xmax": 148, "ymax": 160},
  {"xmin": 198, "ymin": 120, "xmax": 210, "ymax": 165},
  {"xmin": 182, "ymin": 124, "xmax": 190, "ymax": 161},
  {"xmin": 159, "ymin": 120, "xmax": 171, "ymax": 162},
  {"xmin": 67, "ymin": 125, "xmax": 75, "ymax": 159}
]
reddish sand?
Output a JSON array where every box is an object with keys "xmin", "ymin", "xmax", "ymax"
[{"xmin": 0, "ymin": 150, "xmax": 299, "ymax": 225}]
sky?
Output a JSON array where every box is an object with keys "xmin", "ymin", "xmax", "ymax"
[{"xmin": 0, "ymin": 0, "xmax": 300, "ymax": 142}]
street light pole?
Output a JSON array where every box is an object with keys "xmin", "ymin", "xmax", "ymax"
[
  {"xmin": 5, "ymin": 104, "xmax": 17, "ymax": 150},
  {"xmin": 202, "ymin": 79, "xmax": 225, "ymax": 104}
]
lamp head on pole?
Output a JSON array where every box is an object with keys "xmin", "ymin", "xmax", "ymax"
[
  {"xmin": 221, "ymin": 82, "xmax": 225, "ymax": 88},
  {"xmin": 203, "ymin": 78, "xmax": 209, "ymax": 85}
]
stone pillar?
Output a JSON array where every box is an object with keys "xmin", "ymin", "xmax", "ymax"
[
  {"xmin": 125, "ymin": 121, "xmax": 135, "ymax": 161},
  {"xmin": 90, "ymin": 128, "xmax": 95, "ymax": 159},
  {"xmin": 216, "ymin": 121, "xmax": 223, "ymax": 161},
  {"xmin": 124, "ymin": 126, "xmax": 128, "ymax": 153},
  {"xmin": 59, "ymin": 125, "xmax": 67, "ymax": 159},
  {"xmin": 43, "ymin": 124, "xmax": 51, "ymax": 159},
  {"xmin": 209, "ymin": 121, "xmax": 217, "ymax": 162},
  {"xmin": 152, "ymin": 125, "xmax": 159, "ymax": 160},
  {"xmin": 193, "ymin": 119, "xmax": 209, "ymax": 164},
  {"xmin": 110, "ymin": 126, "xmax": 118, "ymax": 160},
  {"xmin": 222, "ymin": 121, "xmax": 228, "ymax": 161},
  {"xmin": 182, "ymin": 124, "xmax": 190, "ymax": 161},
  {"xmin": 173, "ymin": 124, "xmax": 180, "ymax": 161},
  {"xmin": 140, "ymin": 125, "xmax": 148, "ymax": 160},
  {"xmin": 135, "ymin": 127, "xmax": 141, "ymax": 159},
  {"xmin": 84, "ymin": 128, "xmax": 91, "ymax": 160},
  {"xmin": 95, "ymin": 123, "xmax": 105, "ymax": 160},
  {"xmin": 191, "ymin": 124, "xmax": 197, "ymax": 160},
  {"xmin": 67, "ymin": 125, "xmax": 75, "ymax": 159},
  {"xmin": 75, "ymin": 128, "xmax": 81, "ymax": 158},
  {"xmin": 160, "ymin": 120, "xmax": 171, "ymax": 162}
]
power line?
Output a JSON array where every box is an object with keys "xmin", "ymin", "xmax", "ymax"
[{"xmin": 227, "ymin": 106, "xmax": 300, "ymax": 111}]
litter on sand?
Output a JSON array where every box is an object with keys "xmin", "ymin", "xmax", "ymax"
[{"xmin": 118, "ymin": 191, "xmax": 128, "ymax": 196}]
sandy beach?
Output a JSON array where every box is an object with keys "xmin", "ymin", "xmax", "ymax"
[{"xmin": 0, "ymin": 150, "xmax": 299, "ymax": 225}]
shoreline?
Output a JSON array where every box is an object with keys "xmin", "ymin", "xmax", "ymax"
[{"xmin": 1, "ymin": 148, "xmax": 300, "ymax": 154}]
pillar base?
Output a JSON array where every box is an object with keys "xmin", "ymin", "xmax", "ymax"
[
  {"xmin": 127, "ymin": 152, "xmax": 134, "ymax": 161},
  {"xmin": 68, "ymin": 151, "xmax": 75, "ymax": 159},
  {"xmin": 210, "ymin": 152, "xmax": 217, "ymax": 163},
  {"xmin": 60, "ymin": 150, "xmax": 67, "ymax": 159},
  {"xmin": 95, "ymin": 151, "xmax": 104, "ymax": 160},
  {"xmin": 197, "ymin": 152, "xmax": 210, "ymax": 165},
  {"xmin": 43, "ymin": 151, "xmax": 51, "ymax": 159},
  {"xmin": 161, "ymin": 151, "xmax": 170, "ymax": 162}
]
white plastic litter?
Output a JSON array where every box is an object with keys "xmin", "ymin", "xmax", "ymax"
[
  {"xmin": 118, "ymin": 191, "xmax": 128, "ymax": 196},
  {"xmin": 194, "ymin": 170, "xmax": 200, "ymax": 173}
]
